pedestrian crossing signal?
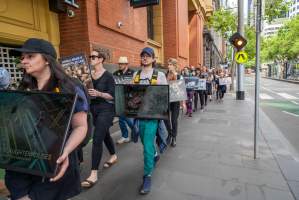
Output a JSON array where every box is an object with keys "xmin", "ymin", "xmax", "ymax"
[
  {"xmin": 235, "ymin": 51, "xmax": 248, "ymax": 64},
  {"xmin": 229, "ymin": 32, "xmax": 247, "ymax": 50}
]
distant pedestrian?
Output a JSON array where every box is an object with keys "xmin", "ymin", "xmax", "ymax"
[
  {"xmin": 165, "ymin": 58, "xmax": 181, "ymax": 147},
  {"xmin": 113, "ymin": 56, "xmax": 136, "ymax": 144},
  {"xmin": 182, "ymin": 69, "xmax": 193, "ymax": 117},
  {"xmin": 216, "ymin": 72, "xmax": 227, "ymax": 101}
]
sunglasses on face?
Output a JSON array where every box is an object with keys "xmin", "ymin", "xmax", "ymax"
[{"xmin": 89, "ymin": 55, "xmax": 100, "ymax": 60}]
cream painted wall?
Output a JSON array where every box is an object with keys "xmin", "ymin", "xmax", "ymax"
[{"xmin": 0, "ymin": 0, "xmax": 60, "ymax": 54}]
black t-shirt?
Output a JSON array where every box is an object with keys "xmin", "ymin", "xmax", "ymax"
[{"xmin": 91, "ymin": 70, "xmax": 115, "ymax": 112}]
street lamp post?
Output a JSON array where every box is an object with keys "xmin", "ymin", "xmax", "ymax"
[
  {"xmin": 254, "ymin": 0, "xmax": 262, "ymax": 160},
  {"xmin": 237, "ymin": 0, "xmax": 245, "ymax": 100}
]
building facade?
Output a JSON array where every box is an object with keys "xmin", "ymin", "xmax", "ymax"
[
  {"xmin": 0, "ymin": 0, "xmax": 60, "ymax": 84},
  {"xmin": 0, "ymin": 0, "xmax": 220, "ymax": 76},
  {"xmin": 290, "ymin": 0, "xmax": 299, "ymax": 18}
]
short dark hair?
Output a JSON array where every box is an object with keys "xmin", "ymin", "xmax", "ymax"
[{"xmin": 92, "ymin": 49, "xmax": 106, "ymax": 63}]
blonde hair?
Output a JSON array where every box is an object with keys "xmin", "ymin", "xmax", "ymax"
[{"xmin": 167, "ymin": 58, "xmax": 178, "ymax": 71}]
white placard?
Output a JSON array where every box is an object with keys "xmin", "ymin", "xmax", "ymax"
[
  {"xmin": 196, "ymin": 79, "xmax": 206, "ymax": 90},
  {"xmin": 219, "ymin": 78, "xmax": 227, "ymax": 86},
  {"xmin": 169, "ymin": 79, "xmax": 188, "ymax": 102}
]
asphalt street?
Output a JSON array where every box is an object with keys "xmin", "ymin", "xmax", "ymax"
[{"xmin": 245, "ymin": 76, "xmax": 299, "ymax": 154}]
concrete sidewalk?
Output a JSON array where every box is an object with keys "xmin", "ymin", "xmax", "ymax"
[{"xmin": 73, "ymin": 93, "xmax": 296, "ymax": 200}]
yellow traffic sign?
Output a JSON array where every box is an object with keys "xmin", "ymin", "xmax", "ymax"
[{"xmin": 235, "ymin": 51, "xmax": 248, "ymax": 64}]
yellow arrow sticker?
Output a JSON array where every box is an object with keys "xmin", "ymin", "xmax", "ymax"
[{"xmin": 235, "ymin": 51, "xmax": 248, "ymax": 64}]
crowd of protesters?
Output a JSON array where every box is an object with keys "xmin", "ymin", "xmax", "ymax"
[
  {"xmin": 0, "ymin": 38, "xmax": 231, "ymax": 200},
  {"xmin": 181, "ymin": 65, "xmax": 230, "ymax": 117}
]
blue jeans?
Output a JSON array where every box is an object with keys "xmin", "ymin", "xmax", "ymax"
[{"xmin": 119, "ymin": 116, "xmax": 135, "ymax": 138}]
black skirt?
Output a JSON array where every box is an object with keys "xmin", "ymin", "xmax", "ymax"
[{"xmin": 5, "ymin": 151, "xmax": 81, "ymax": 200}]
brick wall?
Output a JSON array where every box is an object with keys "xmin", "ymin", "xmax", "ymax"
[
  {"xmin": 189, "ymin": 11, "xmax": 204, "ymax": 67},
  {"xmin": 163, "ymin": 0, "xmax": 189, "ymax": 70},
  {"xmin": 86, "ymin": 0, "xmax": 147, "ymax": 67},
  {"xmin": 59, "ymin": 0, "xmax": 148, "ymax": 67},
  {"xmin": 58, "ymin": 0, "xmax": 90, "ymax": 57},
  {"xmin": 162, "ymin": 0, "xmax": 178, "ymax": 64}
]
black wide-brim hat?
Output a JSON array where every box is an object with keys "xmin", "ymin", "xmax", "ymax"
[{"xmin": 10, "ymin": 38, "xmax": 57, "ymax": 59}]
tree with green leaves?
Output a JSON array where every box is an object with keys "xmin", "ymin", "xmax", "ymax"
[
  {"xmin": 264, "ymin": 0, "xmax": 290, "ymax": 22},
  {"xmin": 207, "ymin": 8, "xmax": 237, "ymax": 38},
  {"xmin": 263, "ymin": 15, "xmax": 299, "ymax": 63}
]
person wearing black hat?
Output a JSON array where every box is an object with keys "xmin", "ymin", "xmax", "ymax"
[
  {"xmin": 6, "ymin": 38, "xmax": 88, "ymax": 200},
  {"xmin": 132, "ymin": 47, "xmax": 167, "ymax": 195}
]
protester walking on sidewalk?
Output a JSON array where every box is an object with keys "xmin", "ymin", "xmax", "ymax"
[
  {"xmin": 216, "ymin": 72, "xmax": 227, "ymax": 102},
  {"xmin": 193, "ymin": 69, "xmax": 200, "ymax": 112},
  {"xmin": 81, "ymin": 50, "xmax": 117, "ymax": 189},
  {"xmin": 206, "ymin": 72, "xmax": 214, "ymax": 102},
  {"xmin": 132, "ymin": 47, "xmax": 167, "ymax": 195},
  {"xmin": 6, "ymin": 38, "xmax": 88, "ymax": 200},
  {"xmin": 165, "ymin": 58, "xmax": 181, "ymax": 147},
  {"xmin": 113, "ymin": 56, "xmax": 136, "ymax": 144},
  {"xmin": 182, "ymin": 67, "xmax": 193, "ymax": 117}
]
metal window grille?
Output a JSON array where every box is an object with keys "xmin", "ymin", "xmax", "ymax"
[{"xmin": 0, "ymin": 46, "xmax": 23, "ymax": 84}]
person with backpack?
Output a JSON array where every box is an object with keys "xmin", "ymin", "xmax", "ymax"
[
  {"xmin": 6, "ymin": 38, "xmax": 88, "ymax": 200},
  {"xmin": 132, "ymin": 47, "xmax": 167, "ymax": 194},
  {"xmin": 81, "ymin": 50, "xmax": 117, "ymax": 189},
  {"xmin": 113, "ymin": 56, "xmax": 136, "ymax": 144}
]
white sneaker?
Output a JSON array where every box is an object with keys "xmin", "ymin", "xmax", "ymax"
[{"xmin": 117, "ymin": 137, "xmax": 130, "ymax": 144}]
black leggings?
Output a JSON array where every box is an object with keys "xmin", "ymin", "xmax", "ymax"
[
  {"xmin": 193, "ymin": 91, "xmax": 198, "ymax": 110},
  {"xmin": 91, "ymin": 111, "xmax": 115, "ymax": 170},
  {"xmin": 165, "ymin": 102, "xmax": 180, "ymax": 138},
  {"xmin": 198, "ymin": 90, "xmax": 206, "ymax": 107},
  {"xmin": 217, "ymin": 90, "xmax": 225, "ymax": 99}
]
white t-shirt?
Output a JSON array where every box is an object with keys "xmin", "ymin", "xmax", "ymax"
[{"xmin": 133, "ymin": 68, "xmax": 168, "ymax": 85}]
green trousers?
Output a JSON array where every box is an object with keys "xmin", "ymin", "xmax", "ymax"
[{"xmin": 139, "ymin": 119, "xmax": 158, "ymax": 176}]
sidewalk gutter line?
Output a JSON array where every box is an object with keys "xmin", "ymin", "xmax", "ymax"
[
  {"xmin": 260, "ymin": 127, "xmax": 297, "ymax": 200},
  {"xmin": 247, "ymin": 91, "xmax": 298, "ymax": 199},
  {"xmin": 263, "ymin": 77, "xmax": 299, "ymax": 85}
]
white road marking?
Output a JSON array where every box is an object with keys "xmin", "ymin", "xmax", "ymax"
[
  {"xmin": 282, "ymin": 111, "xmax": 299, "ymax": 117},
  {"xmin": 291, "ymin": 101, "xmax": 299, "ymax": 105},
  {"xmin": 260, "ymin": 93, "xmax": 274, "ymax": 100},
  {"xmin": 277, "ymin": 93, "xmax": 299, "ymax": 100},
  {"xmin": 261, "ymin": 86, "xmax": 276, "ymax": 94}
]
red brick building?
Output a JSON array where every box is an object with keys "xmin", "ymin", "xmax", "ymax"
[{"xmin": 58, "ymin": 0, "xmax": 222, "ymax": 70}]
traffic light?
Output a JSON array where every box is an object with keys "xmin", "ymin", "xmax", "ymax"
[{"xmin": 229, "ymin": 32, "xmax": 247, "ymax": 50}]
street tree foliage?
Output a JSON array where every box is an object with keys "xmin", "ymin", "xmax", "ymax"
[
  {"xmin": 262, "ymin": 15, "xmax": 299, "ymax": 63},
  {"xmin": 207, "ymin": 8, "xmax": 237, "ymax": 38},
  {"xmin": 208, "ymin": 1, "xmax": 291, "ymax": 68},
  {"xmin": 264, "ymin": 0, "xmax": 290, "ymax": 22}
]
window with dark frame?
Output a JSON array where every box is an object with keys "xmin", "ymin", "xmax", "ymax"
[{"xmin": 147, "ymin": 6, "xmax": 154, "ymax": 40}]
